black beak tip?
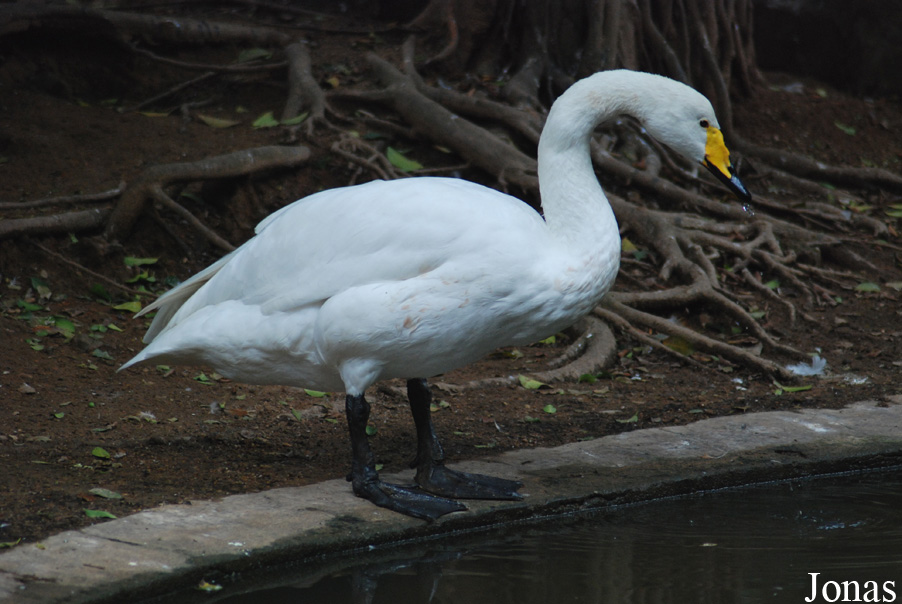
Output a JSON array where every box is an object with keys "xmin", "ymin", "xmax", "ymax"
[{"xmin": 705, "ymin": 161, "xmax": 752, "ymax": 203}]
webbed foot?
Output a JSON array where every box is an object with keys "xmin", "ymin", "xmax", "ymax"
[
  {"xmin": 353, "ymin": 477, "xmax": 466, "ymax": 521},
  {"xmin": 417, "ymin": 463, "xmax": 523, "ymax": 501}
]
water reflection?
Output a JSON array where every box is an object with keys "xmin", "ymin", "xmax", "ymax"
[{"xmin": 191, "ymin": 471, "xmax": 902, "ymax": 604}]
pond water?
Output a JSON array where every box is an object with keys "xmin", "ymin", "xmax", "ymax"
[{"xmin": 168, "ymin": 470, "xmax": 902, "ymax": 603}]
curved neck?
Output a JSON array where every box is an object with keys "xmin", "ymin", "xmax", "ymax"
[{"xmin": 537, "ymin": 71, "xmax": 648, "ymax": 250}]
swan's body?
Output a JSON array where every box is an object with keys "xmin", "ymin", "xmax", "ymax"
[
  {"xmin": 123, "ymin": 177, "xmax": 618, "ymax": 394},
  {"xmin": 122, "ymin": 70, "xmax": 749, "ymax": 520}
]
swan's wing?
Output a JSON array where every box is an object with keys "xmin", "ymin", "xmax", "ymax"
[{"xmin": 139, "ymin": 177, "xmax": 547, "ymax": 344}]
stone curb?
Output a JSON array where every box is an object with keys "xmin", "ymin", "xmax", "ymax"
[{"xmin": 1, "ymin": 396, "xmax": 900, "ymax": 603}]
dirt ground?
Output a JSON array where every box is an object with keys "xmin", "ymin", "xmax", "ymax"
[{"xmin": 1, "ymin": 9, "xmax": 901, "ymax": 547}]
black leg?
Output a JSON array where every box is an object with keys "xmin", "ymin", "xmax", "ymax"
[
  {"xmin": 406, "ymin": 378, "xmax": 523, "ymax": 500},
  {"xmin": 345, "ymin": 392, "xmax": 465, "ymax": 521}
]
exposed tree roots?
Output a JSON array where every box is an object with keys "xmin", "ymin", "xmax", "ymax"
[{"xmin": 1, "ymin": 2, "xmax": 897, "ymax": 381}]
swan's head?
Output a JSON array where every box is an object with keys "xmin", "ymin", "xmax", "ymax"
[{"xmin": 638, "ymin": 76, "xmax": 751, "ymax": 202}]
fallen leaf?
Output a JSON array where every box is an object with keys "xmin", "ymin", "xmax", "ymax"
[
  {"xmin": 518, "ymin": 375, "xmax": 547, "ymax": 390},
  {"xmin": 113, "ymin": 301, "xmax": 142, "ymax": 313},
  {"xmin": 386, "ymin": 147, "xmax": 423, "ymax": 172},
  {"xmin": 616, "ymin": 413, "xmax": 639, "ymax": 423},
  {"xmin": 123, "ymin": 256, "xmax": 158, "ymax": 267},
  {"xmin": 237, "ymin": 48, "xmax": 272, "ymax": 63},
  {"xmin": 89, "ymin": 488, "xmax": 123, "ymax": 500},
  {"xmin": 83, "ymin": 509, "xmax": 117, "ymax": 519},
  {"xmin": 281, "ymin": 112, "xmax": 309, "ymax": 126},
  {"xmin": 252, "ymin": 111, "xmax": 279, "ymax": 128},
  {"xmin": 196, "ymin": 579, "xmax": 223, "ymax": 593},
  {"xmin": 834, "ymin": 121, "xmax": 856, "ymax": 136},
  {"xmin": 196, "ymin": 114, "xmax": 241, "ymax": 128}
]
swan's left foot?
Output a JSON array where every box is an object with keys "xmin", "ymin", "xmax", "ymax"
[
  {"xmin": 406, "ymin": 378, "xmax": 523, "ymax": 501},
  {"xmin": 416, "ymin": 463, "xmax": 523, "ymax": 501}
]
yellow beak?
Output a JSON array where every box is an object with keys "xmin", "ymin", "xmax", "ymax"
[{"xmin": 702, "ymin": 126, "xmax": 751, "ymax": 202}]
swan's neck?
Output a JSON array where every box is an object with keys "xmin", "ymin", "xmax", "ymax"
[{"xmin": 537, "ymin": 71, "xmax": 643, "ymax": 252}]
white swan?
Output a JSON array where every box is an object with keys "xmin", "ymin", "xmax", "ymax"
[{"xmin": 121, "ymin": 69, "xmax": 749, "ymax": 520}]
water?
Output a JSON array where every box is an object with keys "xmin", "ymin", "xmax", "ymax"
[{"xmin": 171, "ymin": 471, "xmax": 902, "ymax": 603}]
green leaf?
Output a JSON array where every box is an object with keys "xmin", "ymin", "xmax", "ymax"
[
  {"xmin": 89, "ymin": 487, "xmax": 123, "ymax": 500},
  {"xmin": 123, "ymin": 256, "xmax": 158, "ymax": 267},
  {"xmin": 782, "ymin": 384, "xmax": 813, "ymax": 393},
  {"xmin": 886, "ymin": 282, "xmax": 902, "ymax": 291},
  {"xmin": 542, "ymin": 404, "xmax": 557, "ymax": 414},
  {"xmin": 30, "ymin": 277, "xmax": 51, "ymax": 298},
  {"xmin": 26, "ymin": 338, "xmax": 44, "ymax": 351},
  {"xmin": 764, "ymin": 279, "xmax": 780, "ymax": 289},
  {"xmin": 113, "ymin": 300, "xmax": 142, "ymax": 313},
  {"xmin": 17, "ymin": 299, "xmax": 43, "ymax": 312},
  {"xmin": 196, "ymin": 114, "xmax": 241, "ymax": 128},
  {"xmin": 834, "ymin": 121, "xmax": 856, "ymax": 136},
  {"xmin": 290, "ymin": 408, "xmax": 303, "ymax": 422},
  {"xmin": 616, "ymin": 413, "xmax": 639, "ymax": 424},
  {"xmin": 365, "ymin": 424, "xmax": 377, "ymax": 436},
  {"xmin": 663, "ymin": 335, "xmax": 695, "ymax": 356},
  {"xmin": 578, "ymin": 373, "xmax": 598, "ymax": 384},
  {"xmin": 386, "ymin": 147, "xmax": 423, "ymax": 172},
  {"xmin": 855, "ymin": 282, "xmax": 881, "ymax": 292},
  {"xmin": 252, "ymin": 111, "xmax": 280, "ymax": 128},
  {"xmin": 51, "ymin": 316, "xmax": 76, "ymax": 338},
  {"xmin": 518, "ymin": 375, "xmax": 547, "ymax": 390},
  {"xmin": 885, "ymin": 210, "xmax": 902, "ymax": 218},
  {"xmin": 304, "ymin": 389, "xmax": 327, "ymax": 398},
  {"xmin": 125, "ymin": 270, "xmax": 156, "ymax": 284},
  {"xmin": 538, "ymin": 335, "xmax": 556, "ymax": 345},
  {"xmin": 89, "ymin": 283, "xmax": 112, "ymax": 302},
  {"xmin": 196, "ymin": 580, "xmax": 224, "ymax": 593},
  {"xmin": 237, "ymin": 48, "xmax": 272, "ymax": 63},
  {"xmin": 83, "ymin": 509, "xmax": 117, "ymax": 519},
  {"xmin": 91, "ymin": 447, "xmax": 111, "ymax": 459},
  {"xmin": 92, "ymin": 349, "xmax": 113, "ymax": 361},
  {"xmin": 281, "ymin": 112, "xmax": 309, "ymax": 126},
  {"xmin": 53, "ymin": 412, "xmax": 65, "ymax": 419},
  {"xmin": 772, "ymin": 381, "xmax": 813, "ymax": 395}
]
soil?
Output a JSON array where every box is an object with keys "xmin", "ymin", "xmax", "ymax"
[{"xmin": 1, "ymin": 8, "xmax": 901, "ymax": 547}]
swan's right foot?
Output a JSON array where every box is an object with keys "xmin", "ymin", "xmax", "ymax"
[{"xmin": 351, "ymin": 477, "xmax": 466, "ymax": 521}]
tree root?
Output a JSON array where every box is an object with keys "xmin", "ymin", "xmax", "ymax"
[
  {"xmin": 28, "ymin": 239, "xmax": 149, "ymax": 298},
  {"xmin": 0, "ymin": 183, "xmax": 125, "ymax": 211},
  {"xmin": 4, "ymin": 4, "xmax": 896, "ymax": 384},
  {"xmin": 738, "ymin": 138, "xmax": 902, "ymax": 194},
  {"xmin": 0, "ymin": 208, "xmax": 111, "ymax": 241},
  {"xmin": 282, "ymin": 40, "xmax": 331, "ymax": 136},
  {"xmin": 434, "ymin": 316, "xmax": 619, "ymax": 391},
  {"xmin": 103, "ymin": 145, "xmax": 310, "ymax": 243}
]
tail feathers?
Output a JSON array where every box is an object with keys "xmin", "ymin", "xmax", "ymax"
[
  {"xmin": 118, "ymin": 350, "xmax": 148, "ymax": 373},
  {"xmin": 137, "ymin": 250, "xmax": 236, "ymax": 343}
]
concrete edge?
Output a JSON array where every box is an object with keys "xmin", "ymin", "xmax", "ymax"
[{"xmin": 0, "ymin": 395, "xmax": 900, "ymax": 603}]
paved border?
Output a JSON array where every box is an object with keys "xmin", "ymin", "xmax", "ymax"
[{"xmin": 1, "ymin": 396, "xmax": 901, "ymax": 603}]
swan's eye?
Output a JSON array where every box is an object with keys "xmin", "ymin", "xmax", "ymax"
[{"xmin": 699, "ymin": 119, "xmax": 710, "ymax": 129}]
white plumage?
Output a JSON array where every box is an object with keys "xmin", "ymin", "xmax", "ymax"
[{"xmin": 121, "ymin": 69, "xmax": 749, "ymax": 520}]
